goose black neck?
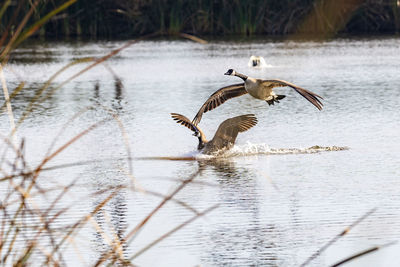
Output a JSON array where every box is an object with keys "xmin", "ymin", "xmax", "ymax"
[
  {"xmin": 235, "ymin": 72, "xmax": 248, "ymax": 81},
  {"xmin": 197, "ymin": 137, "xmax": 205, "ymax": 150}
]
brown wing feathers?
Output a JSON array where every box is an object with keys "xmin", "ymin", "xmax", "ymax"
[
  {"xmin": 235, "ymin": 114, "xmax": 258, "ymax": 132},
  {"xmin": 295, "ymin": 87, "xmax": 323, "ymax": 110},
  {"xmin": 264, "ymin": 79, "xmax": 323, "ymax": 110},
  {"xmin": 216, "ymin": 114, "xmax": 258, "ymax": 135},
  {"xmin": 210, "ymin": 114, "xmax": 258, "ymax": 148},
  {"xmin": 171, "ymin": 113, "xmax": 199, "ymax": 133},
  {"xmin": 192, "ymin": 83, "xmax": 247, "ymax": 125}
]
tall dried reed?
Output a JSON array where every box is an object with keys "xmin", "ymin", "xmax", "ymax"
[{"xmin": 1, "ymin": 1, "xmax": 216, "ymax": 265}]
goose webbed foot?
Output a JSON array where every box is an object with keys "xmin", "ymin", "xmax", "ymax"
[{"xmin": 266, "ymin": 99, "xmax": 274, "ymax": 106}]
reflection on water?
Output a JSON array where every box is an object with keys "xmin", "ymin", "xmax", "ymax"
[{"xmin": 1, "ymin": 37, "xmax": 400, "ymax": 266}]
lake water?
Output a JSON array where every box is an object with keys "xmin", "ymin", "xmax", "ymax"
[{"xmin": 1, "ymin": 37, "xmax": 400, "ymax": 266}]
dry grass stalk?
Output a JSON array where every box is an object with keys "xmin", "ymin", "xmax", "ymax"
[
  {"xmin": 129, "ymin": 204, "xmax": 218, "ymax": 262},
  {"xmin": 0, "ymin": 64, "xmax": 16, "ymax": 139},
  {"xmin": 93, "ymin": 170, "xmax": 201, "ymax": 266},
  {"xmin": 331, "ymin": 241, "xmax": 397, "ymax": 267},
  {"xmin": 1, "ymin": 111, "xmax": 215, "ymax": 265},
  {"xmin": 301, "ymin": 207, "xmax": 377, "ymax": 266},
  {"xmin": 0, "ymin": 0, "xmax": 41, "ymax": 62},
  {"xmin": 0, "ymin": 3, "xmax": 217, "ymax": 264}
]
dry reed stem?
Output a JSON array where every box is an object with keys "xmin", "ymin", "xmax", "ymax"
[
  {"xmin": 46, "ymin": 32, "xmax": 159, "ymax": 100},
  {"xmin": 129, "ymin": 204, "xmax": 219, "ymax": 262},
  {"xmin": 0, "ymin": 0, "xmax": 12, "ymax": 19},
  {"xmin": 0, "ymin": 0, "xmax": 40, "ymax": 63},
  {"xmin": 301, "ymin": 207, "xmax": 377, "ymax": 266},
  {"xmin": 0, "ymin": 1, "xmax": 22, "ymax": 49},
  {"xmin": 0, "ymin": 134, "xmax": 21, "ymax": 166},
  {"xmin": 179, "ymin": 32, "xmax": 208, "ymax": 44},
  {"xmin": 295, "ymin": 0, "xmax": 363, "ymax": 38},
  {"xmin": 16, "ymin": 33, "xmax": 157, "ymax": 128},
  {"xmin": 45, "ymin": 107, "xmax": 93, "ymax": 157},
  {"xmin": 1, "ymin": 179, "xmax": 66, "ymax": 264},
  {"xmin": 0, "ymin": 28, "xmax": 213, "ymax": 266},
  {"xmin": 0, "ymin": 119, "xmax": 109, "ymax": 264},
  {"xmin": 68, "ymin": 236, "xmax": 88, "ymax": 266},
  {"xmin": 96, "ymin": 104, "xmax": 133, "ymax": 175},
  {"xmin": 93, "ymin": 170, "xmax": 201, "ymax": 266},
  {"xmin": 0, "ymin": 64, "xmax": 16, "ymax": 139},
  {"xmin": 47, "ymin": 189, "xmax": 122, "ymax": 263},
  {"xmin": 100, "ymin": 210, "xmax": 125, "ymax": 262},
  {"xmin": 331, "ymin": 241, "xmax": 398, "ymax": 267},
  {"xmin": 0, "ymin": 82, "xmax": 24, "ymax": 113},
  {"xmin": 16, "ymin": 57, "xmax": 94, "ymax": 128},
  {"xmin": 36, "ymin": 119, "xmax": 109, "ymax": 172},
  {"xmin": 13, "ymin": 0, "xmax": 78, "ymax": 49},
  {"xmin": 133, "ymin": 185, "xmax": 201, "ymax": 215},
  {"xmin": 1, "ymin": 0, "xmax": 78, "ymax": 62},
  {"xmin": 143, "ymin": 176, "xmax": 218, "ymax": 188},
  {"xmin": 89, "ymin": 216, "xmax": 120, "ymax": 259},
  {"xmin": 126, "ymin": 170, "xmax": 201, "ymax": 243}
]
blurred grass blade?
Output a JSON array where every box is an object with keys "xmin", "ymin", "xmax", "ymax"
[
  {"xmin": 0, "ymin": 0, "xmax": 12, "ymax": 19},
  {"xmin": 0, "ymin": 0, "xmax": 40, "ymax": 62},
  {"xmin": 0, "ymin": 81, "xmax": 25, "ymax": 113},
  {"xmin": 17, "ymin": 33, "xmax": 157, "ymax": 128},
  {"xmin": 94, "ymin": 170, "xmax": 200, "ymax": 266},
  {"xmin": 13, "ymin": 0, "xmax": 78, "ymax": 48},
  {"xmin": 0, "ymin": 0, "xmax": 21, "ymax": 48},
  {"xmin": 129, "ymin": 204, "xmax": 218, "ymax": 261},
  {"xmin": 49, "ymin": 190, "xmax": 120, "ymax": 258},
  {"xmin": 331, "ymin": 241, "xmax": 397, "ymax": 267},
  {"xmin": 179, "ymin": 33, "xmax": 208, "ymax": 44},
  {"xmin": 36, "ymin": 118, "xmax": 109, "ymax": 171},
  {"xmin": 126, "ymin": 170, "xmax": 200, "ymax": 243},
  {"xmin": 0, "ymin": 64, "xmax": 16, "ymax": 138},
  {"xmin": 16, "ymin": 57, "xmax": 94, "ymax": 127},
  {"xmin": 301, "ymin": 207, "xmax": 377, "ymax": 266}
]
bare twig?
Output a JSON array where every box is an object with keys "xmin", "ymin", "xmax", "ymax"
[
  {"xmin": 0, "ymin": 64, "xmax": 16, "ymax": 138},
  {"xmin": 94, "ymin": 170, "xmax": 201, "ymax": 266},
  {"xmin": 129, "ymin": 204, "xmax": 218, "ymax": 261},
  {"xmin": 301, "ymin": 208, "xmax": 377, "ymax": 266},
  {"xmin": 331, "ymin": 241, "xmax": 397, "ymax": 267}
]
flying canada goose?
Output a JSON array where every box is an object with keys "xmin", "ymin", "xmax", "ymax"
[
  {"xmin": 248, "ymin": 55, "xmax": 267, "ymax": 68},
  {"xmin": 171, "ymin": 113, "xmax": 257, "ymax": 154},
  {"xmin": 192, "ymin": 69, "xmax": 323, "ymax": 125}
]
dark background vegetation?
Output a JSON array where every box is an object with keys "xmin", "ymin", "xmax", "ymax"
[{"xmin": 1, "ymin": 0, "xmax": 400, "ymax": 38}]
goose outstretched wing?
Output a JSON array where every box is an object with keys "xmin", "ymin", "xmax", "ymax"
[
  {"xmin": 192, "ymin": 83, "xmax": 247, "ymax": 126},
  {"xmin": 209, "ymin": 114, "xmax": 258, "ymax": 150},
  {"xmin": 171, "ymin": 113, "xmax": 200, "ymax": 134},
  {"xmin": 261, "ymin": 79, "xmax": 323, "ymax": 110}
]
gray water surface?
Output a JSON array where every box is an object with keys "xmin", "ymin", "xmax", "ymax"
[{"xmin": 1, "ymin": 37, "xmax": 400, "ymax": 266}]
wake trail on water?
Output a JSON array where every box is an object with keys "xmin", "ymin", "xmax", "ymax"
[{"xmin": 139, "ymin": 142, "xmax": 349, "ymax": 161}]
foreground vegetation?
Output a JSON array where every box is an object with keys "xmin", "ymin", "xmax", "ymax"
[
  {"xmin": 0, "ymin": 0, "xmax": 397, "ymax": 265},
  {"xmin": 1, "ymin": 0, "xmax": 399, "ymax": 39},
  {"xmin": 0, "ymin": 1, "xmax": 217, "ymax": 265}
]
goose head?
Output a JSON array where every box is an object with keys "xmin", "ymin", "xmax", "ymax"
[
  {"xmin": 224, "ymin": 69, "xmax": 236, "ymax": 76},
  {"xmin": 197, "ymin": 141, "xmax": 205, "ymax": 150}
]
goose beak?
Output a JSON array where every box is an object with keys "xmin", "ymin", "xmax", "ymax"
[{"xmin": 224, "ymin": 71, "xmax": 230, "ymax": 75}]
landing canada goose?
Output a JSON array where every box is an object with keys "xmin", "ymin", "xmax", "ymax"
[
  {"xmin": 248, "ymin": 55, "xmax": 267, "ymax": 68},
  {"xmin": 192, "ymin": 69, "xmax": 323, "ymax": 125},
  {"xmin": 171, "ymin": 113, "xmax": 257, "ymax": 154}
]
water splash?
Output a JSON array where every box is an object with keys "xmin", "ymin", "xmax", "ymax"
[
  {"xmin": 195, "ymin": 142, "xmax": 349, "ymax": 159},
  {"xmin": 139, "ymin": 143, "xmax": 349, "ymax": 161}
]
